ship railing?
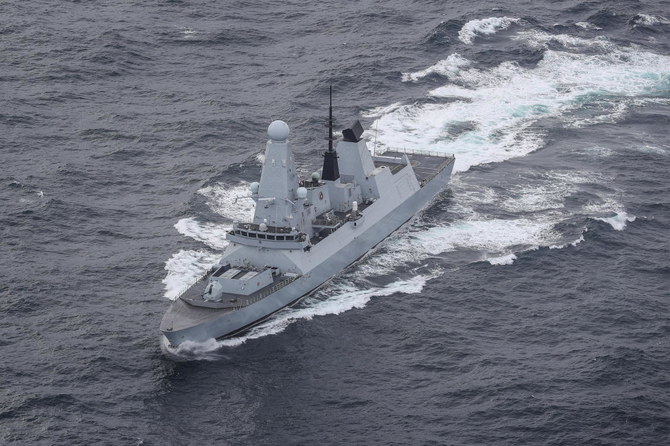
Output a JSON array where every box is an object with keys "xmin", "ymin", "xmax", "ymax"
[
  {"xmin": 174, "ymin": 266, "xmax": 215, "ymax": 300},
  {"xmin": 379, "ymin": 147, "xmax": 454, "ymax": 159}
]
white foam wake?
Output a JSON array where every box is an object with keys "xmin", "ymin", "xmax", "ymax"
[
  {"xmin": 458, "ymin": 17, "xmax": 520, "ymax": 44},
  {"xmin": 513, "ymin": 29, "xmax": 615, "ymax": 51},
  {"xmin": 375, "ymin": 33, "xmax": 670, "ymax": 172},
  {"xmin": 355, "ymin": 167, "xmax": 631, "ymax": 268},
  {"xmin": 163, "ymin": 249, "xmax": 219, "ymax": 300},
  {"xmin": 164, "ymin": 275, "xmax": 433, "ymax": 356},
  {"xmin": 198, "ymin": 182, "xmax": 254, "ymax": 221},
  {"xmin": 175, "ymin": 217, "xmax": 231, "ymax": 250}
]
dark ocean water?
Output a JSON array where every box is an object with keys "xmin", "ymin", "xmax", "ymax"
[{"xmin": 2, "ymin": 0, "xmax": 670, "ymax": 444}]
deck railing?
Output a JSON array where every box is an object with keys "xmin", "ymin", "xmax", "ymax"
[
  {"xmin": 174, "ymin": 266, "xmax": 215, "ymax": 300},
  {"xmin": 379, "ymin": 147, "xmax": 455, "ymax": 159}
]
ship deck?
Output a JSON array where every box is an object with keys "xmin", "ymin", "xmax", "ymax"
[
  {"xmin": 178, "ymin": 270, "xmax": 298, "ymax": 310},
  {"xmin": 374, "ymin": 151, "xmax": 455, "ymax": 184}
]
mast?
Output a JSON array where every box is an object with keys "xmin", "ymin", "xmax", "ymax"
[{"xmin": 321, "ymin": 85, "xmax": 340, "ymax": 181}]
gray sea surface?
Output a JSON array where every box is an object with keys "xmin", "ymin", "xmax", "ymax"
[{"xmin": 2, "ymin": 0, "xmax": 670, "ymax": 444}]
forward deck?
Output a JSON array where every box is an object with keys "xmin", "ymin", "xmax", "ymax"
[{"xmin": 179, "ymin": 270, "xmax": 298, "ymax": 310}]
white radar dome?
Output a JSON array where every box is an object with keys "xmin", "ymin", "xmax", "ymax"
[
  {"xmin": 250, "ymin": 182, "xmax": 260, "ymax": 194},
  {"xmin": 296, "ymin": 187, "xmax": 307, "ymax": 199},
  {"xmin": 268, "ymin": 120, "xmax": 290, "ymax": 141},
  {"xmin": 311, "ymin": 172, "xmax": 321, "ymax": 182}
]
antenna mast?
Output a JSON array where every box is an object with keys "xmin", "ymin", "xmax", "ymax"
[
  {"xmin": 321, "ymin": 85, "xmax": 340, "ymax": 181},
  {"xmin": 328, "ymin": 85, "xmax": 334, "ymax": 152}
]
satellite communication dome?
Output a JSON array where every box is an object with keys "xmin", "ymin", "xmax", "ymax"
[
  {"xmin": 267, "ymin": 120, "xmax": 290, "ymax": 141},
  {"xmin": 311, "ymin": 172, "xmax": 321, "ymax": 182},
  {"xmin": 296, "ymin": 187, "xmax": 307, "ymax": 199},
  {"xmin": 250, "ymin": 182, "xmax": 260, "ymax": 194}
]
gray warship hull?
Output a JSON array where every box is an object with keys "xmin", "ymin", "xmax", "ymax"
[{"xmin": 161, "ymin": 154, "xmax": 454, "ymax": 346}]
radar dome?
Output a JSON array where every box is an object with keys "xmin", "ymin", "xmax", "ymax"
[
  {"xmin": 311, "ymin": 172, "xmax": 321, "ymax": 182},
  {"xmin": 250, "ymin": 182, "xmax": 260, "ymax": 194},
  {"xmin": 267, "ymin": 120, "xmax": 290, "ymax": 141},
  {"xmin": 296, "ymin": 187, "xmax": 307, "ymax": 199}
]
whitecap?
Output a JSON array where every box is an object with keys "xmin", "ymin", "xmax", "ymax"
[
  {"xmin": 550, "ymin": 230, "xmax": 587, "ymax": 249},
  {"xmin": 575, "ymin": 22, "xmax": 601, "ymax": 30},
  {"xmin": 631, "ymin": 145, "xmax": 668, "ymax": 155},
  {"xmin": 486, "ymin": 253, "xmax": 517, "ymax": 265},
  {"xmin": 458, "ymin": 17, "xmax": 520, "ymax": 44},
  {"xmin": 632, "ymin": 14, "xmax": 670, "ymax": 27},
  {"xmin": 595, "ymin": 212, "xmax": 636, "ymax": 231},
  {"xmin": 401, "ymin": 54, "xmax": 471, "ymax": 82}
]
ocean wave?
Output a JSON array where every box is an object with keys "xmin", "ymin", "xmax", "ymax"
[
  {"xmin": 486, "ymin": 253, "xmax": 517, "ymax": 265},
  {"xmin": 631, "ymin": 14, "xmax": 670, "ymax": 27},
  {"xmin": 594, "ymin": 212, "xmax": 636, "ymax": 231},
  {"xmin": 575, "ymin": 22, "xmax": 601, "ymax": 30},
  {"xmin": 401, "ymin": 54, "xmax": 470, "ymax": 82},
  {"xmin": 458, "ymin": 17, "xmax": 520, "ymax": 44},
  {"xmin": 550, "ymin": 232, "xmax": 586, "ymax": 250}
]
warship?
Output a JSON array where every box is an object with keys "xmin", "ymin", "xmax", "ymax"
[{"xmin": 161, "ymin": 88, "xmax": 455, "ymax": 347}]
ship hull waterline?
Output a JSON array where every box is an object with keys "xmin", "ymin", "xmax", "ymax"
[{"xmin": 161, "ymin": 160, "xmax": 454, "ymax": 347}]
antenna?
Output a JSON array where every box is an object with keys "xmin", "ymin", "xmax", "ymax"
[
  {"xmin": 321, "ymin": 84, "xmax": 340, "ymax": 181},
  {"xmin": 328, "ymin": 85, "xmax": 334, "ymax": 153}
]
